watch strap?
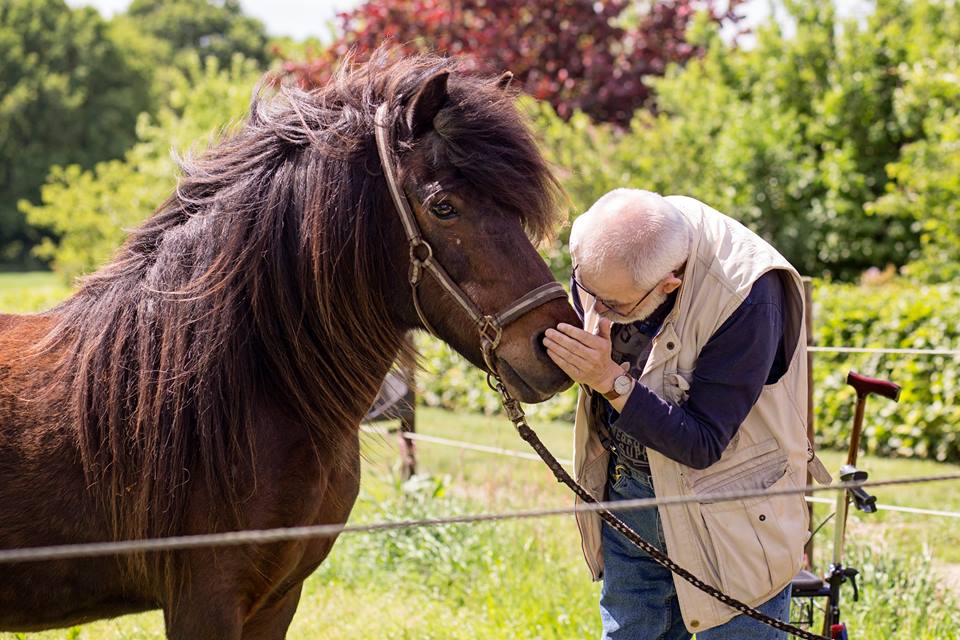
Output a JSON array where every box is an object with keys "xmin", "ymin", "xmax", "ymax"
[
  {"xmin": 601, "ymin": 387, "xmax": 621, "ymax": 402},
  {"xmin": 602, "ymin": 374, "xmax": 632, "ymax": 402}
]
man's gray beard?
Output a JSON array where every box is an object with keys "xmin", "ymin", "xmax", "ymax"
[{"xmin": 600, "ymin": 287, "xmax": 671, "ymax": 324}]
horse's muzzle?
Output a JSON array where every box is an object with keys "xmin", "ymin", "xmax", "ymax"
[{"xmin": 494, "ymin": 353, "xmax": 572, "ymax": 404}]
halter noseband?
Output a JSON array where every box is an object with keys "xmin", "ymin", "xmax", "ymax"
[{"xmin": 373, "ymin": 102, "xmax": 567, "ymax": 372}]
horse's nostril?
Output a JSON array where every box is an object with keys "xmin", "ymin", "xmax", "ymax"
[{"xmin": 533, "ymin": 329, "xmax": 551, "ymax": 362}]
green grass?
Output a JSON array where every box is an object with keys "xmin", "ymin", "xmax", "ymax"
[
  {"xmin": 2, "ymin": 273, "xmax": 959, "ymax": 638},
  {"xmin": 0, "ymin": 271, "xmax": 70, "ymax": 313}
]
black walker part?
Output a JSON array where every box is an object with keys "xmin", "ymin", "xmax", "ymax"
[{"xmin": 789, "ymin": 371, "xmax": 900, "ymax": 638}]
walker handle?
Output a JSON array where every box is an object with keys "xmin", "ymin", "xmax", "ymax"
[{"xmin": 846, "ymin": 372, "xmax": 901, "ymax": 401}]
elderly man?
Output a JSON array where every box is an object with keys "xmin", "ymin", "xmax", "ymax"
[{"xmin": 544, "ymin": 190, "xmax": 829, "ymax": 639}]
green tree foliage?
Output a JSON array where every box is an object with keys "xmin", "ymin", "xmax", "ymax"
[
  {"xmin": 278, "ymin": 0, "xmax": 744, "ymax": 126},
  {"xmin": 22, "ymin": 55, "xmax": 260, "ymax": 282},
  {"xmin": 126, "ymin": 0, "xmax": 269, "ymax": 68},
  {"xmin": 0, "ymin": 0, "xmax": 155, "ymax": 266},
  {"xmin": 532, "ymin": 0, "xmax": 960, "ymax": 280},
  {"xmin": 867, "ymin": 0, "xmax": 960, "ymax": 283}
]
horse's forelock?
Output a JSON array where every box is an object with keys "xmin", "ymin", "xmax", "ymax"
[{"xmin": 429, "ymin": 81, "xmax": 563, "ymax": 243}]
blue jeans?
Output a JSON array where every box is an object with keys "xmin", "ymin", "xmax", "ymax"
[{"xmin": 600, "ymin": 460, "xmax": 792, "ymax": 639}]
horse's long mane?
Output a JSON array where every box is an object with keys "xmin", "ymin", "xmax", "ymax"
[{"xmin": 32, "ymin": 50, "xmax": 561, "ymax": 571}]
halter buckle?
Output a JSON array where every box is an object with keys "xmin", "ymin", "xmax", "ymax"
[{"xmin": 478, "ymin": 315, "xmax": 503, "ymax": 350}]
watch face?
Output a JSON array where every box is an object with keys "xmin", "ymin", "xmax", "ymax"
[{"xmin": 614, "ymin": 374, "xmax": 633, "ymax": 395}]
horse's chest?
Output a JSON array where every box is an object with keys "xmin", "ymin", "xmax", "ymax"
[{"xmin": 249, "ymin": 423, "xmax": 361, "ymax": 526}]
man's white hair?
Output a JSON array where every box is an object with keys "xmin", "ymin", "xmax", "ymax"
[{"xmin": 570, "ymin": 189, "xmax": 691, "ymax": 288}]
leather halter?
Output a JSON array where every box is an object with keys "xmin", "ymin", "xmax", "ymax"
[{"xmin": 373, "ymin": 102, "xmax": 567, "ymax": 370}]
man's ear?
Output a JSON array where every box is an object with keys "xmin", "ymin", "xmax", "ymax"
[
  {"xmin": 661, "ymin": 274, "xmax": 682, "ymax": 294},
  {"xmin": 405, "ymin": 70, "xmax": 449, "ymax": 138}
]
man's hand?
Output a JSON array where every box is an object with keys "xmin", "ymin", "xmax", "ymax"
[{"xmin": 543, "ymin": 318, "xmax": 623, "ymax": 393}]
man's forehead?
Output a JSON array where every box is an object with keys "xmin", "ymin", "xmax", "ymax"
[{"xmin": 579, "ymin": 261, "xmax": 638, "ymax": 297}]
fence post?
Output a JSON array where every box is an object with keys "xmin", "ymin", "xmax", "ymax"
[
  {"xmin": 803, "ymin": 277, "xmax": 816, "ymax": 568},
  {"xmin": 398, "ymin": 332, "xmax": 417, "ymax": 479}
]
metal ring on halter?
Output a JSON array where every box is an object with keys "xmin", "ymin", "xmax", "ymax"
[
  {"xmin": 408, "ymin": 240, "xmax": 432, "ymax": 286},
  {"xmin": 410, "ymin": 239, "xmax": 433, "ymax": 263},
  {"xmin": 480, "ymin": 336, "xmax": 500, "ymax": 377}
]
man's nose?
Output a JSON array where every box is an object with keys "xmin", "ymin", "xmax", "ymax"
[{"xmin": 594, "ymin": 299, "xmax": 609, "ymax": 314}]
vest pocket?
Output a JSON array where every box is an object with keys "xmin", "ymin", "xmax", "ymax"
[
  {"xmin": 685, "ymin": 438, "xmax": 782, "ymax": 494},
  {"xmin": 698, "ymin": 467, "xmax": 804, "ymax": 602}
]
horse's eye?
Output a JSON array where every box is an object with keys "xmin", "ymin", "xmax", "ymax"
[{"xmin": 429, "ymin": 202, "xmax": 459, "ymax": 221}]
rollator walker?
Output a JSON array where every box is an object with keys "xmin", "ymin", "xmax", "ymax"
[{"xmin": 790, "ymin": 371, "xmax": 901, "ymax": 639}]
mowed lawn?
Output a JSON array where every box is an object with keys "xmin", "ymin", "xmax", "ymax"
[{"xmin": 2, "ymin": 272, "xmax": 960, "ymax": 638}]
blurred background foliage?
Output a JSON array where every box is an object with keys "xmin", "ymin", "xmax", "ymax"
[
  {"xmin": 124, "ymin": 0, "xmax": 269, "ymax": 68},
  {"xmin": 21, "ymin": 54, "xmax": 259, "ymax": 280},
  {"xmin": 3, "ymin": 0, "xmax": 960, "ymax": 461},
  {"xmin": 275, "ymin": 0, "xmax": 745, "ymax": 126},
  {"xmin": 530, "ymin": 0, "xmax": 960, "ymax": 281},
  {"xmin": 0, "ymin": 0, "xmax": 155, "ymax": 266}
]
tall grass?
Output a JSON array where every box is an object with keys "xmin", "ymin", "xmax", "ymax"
[
  {"xmin": 291, "ymin": 470, "xmax": 960, "ymax": 639},
  {"xmin": 290, "ymin": 472, "xmax": 599, "ymax": 639}
]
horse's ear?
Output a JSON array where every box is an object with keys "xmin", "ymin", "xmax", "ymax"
[
  {"xmin": 496, "ymin": 71, "xmax": 514, "ymax": 91},
  {"xmin": 405, "ymin": 70, "xmax": 449, "ymax": 138}
]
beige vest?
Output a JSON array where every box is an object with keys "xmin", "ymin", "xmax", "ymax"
[{"xmin": 573, "ymin": 196, "xmax": 826, "ymax": 632}]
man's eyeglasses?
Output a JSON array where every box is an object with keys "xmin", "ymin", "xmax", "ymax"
[{"xmin": 571, "ymin": 265, "xmax": 664, "ymax": 319}]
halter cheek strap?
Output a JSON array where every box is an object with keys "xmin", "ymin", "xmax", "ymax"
[{"xmin": 373, "ymin": 102, "xmax": 567, "ymax": 367}]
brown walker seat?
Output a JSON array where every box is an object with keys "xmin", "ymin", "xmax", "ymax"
[
  {"xmin": 790, "ymin": 569, "xmax": 828, "ymax": 598},
  {"xmin": 846, "ymin": 371, "xmax": 902, "ymax": 401}
]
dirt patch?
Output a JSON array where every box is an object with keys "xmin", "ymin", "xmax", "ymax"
[{"xmin": 936, "ymin": 563, "xmax": 960, "ymax": 593}]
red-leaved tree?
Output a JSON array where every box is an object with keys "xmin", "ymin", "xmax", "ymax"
[{"xmin": 276, "ymin": 0, "xmax": 743, "ymax": 125}]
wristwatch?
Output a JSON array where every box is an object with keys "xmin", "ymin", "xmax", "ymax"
[{"xmin": 602, "ymin": 374, "xmax": 635, "ymax": 402}]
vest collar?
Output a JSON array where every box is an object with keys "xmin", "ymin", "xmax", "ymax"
[{"xmin": 665, "ymin": 199, "xmax": 705, "ymax": 327}]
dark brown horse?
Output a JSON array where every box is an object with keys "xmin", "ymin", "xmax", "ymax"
[{"xmin": 0, "ymin": 52, "xmax": 577, "ymax": 638}]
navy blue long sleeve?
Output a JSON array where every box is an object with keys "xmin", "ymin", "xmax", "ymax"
[
  {"xmin": 572, "ymin": 270, "xmax": 788, "ymax": 470},
  {"xmin": 613, "ymin": 272, "xmax": 786, "ymax": 469}
]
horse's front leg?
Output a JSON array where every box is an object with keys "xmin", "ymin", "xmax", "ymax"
[
  {"xmin": 240, "ymin": 583, "xmax": 303, "ymax": 640},
  {"xmin": 164, "ymin": 591, "xmax": 244, "ymax": 640},
  {"xmin": 160, "ymin": 547, "xmax": 258, "ymax": 640},
  {"xmin": 163, "ymin": 535, "xmax": 340, "ymax": 639},
  {"xmin": 239, "ymin": 529, "xmax": 345, "ymax": 639}
]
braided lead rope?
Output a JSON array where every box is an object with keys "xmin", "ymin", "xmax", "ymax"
[{"xmin": 489, "ymin": 377, "xmax": 829, "ymax": 640}]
